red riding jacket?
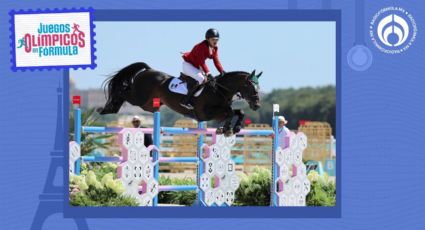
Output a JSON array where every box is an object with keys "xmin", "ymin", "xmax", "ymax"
[{"xmin": 182, "ymin": 40, "xmax": 224, "ymax": 74}]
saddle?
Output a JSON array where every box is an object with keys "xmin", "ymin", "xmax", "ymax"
[
  {"xmin": 180, "ymin": 73, "xmax": 217, "ymax": 90},
  {"xmin": 179, "ymin": 73, "xmax": 198, "ymax": 90},
  {"xmin": 168, "ymin": 73, "xmax": 204, "ymax": 96}
]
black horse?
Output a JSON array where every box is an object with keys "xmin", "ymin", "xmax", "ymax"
[{"xmin": 98, "ymin": 62, "xmax": 262, "ymax": 136}]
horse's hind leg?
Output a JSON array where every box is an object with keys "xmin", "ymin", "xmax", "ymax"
[
  {"xmin": 97, "ymin": 94, "xmax": 125, "ymax": 114},
  {"xmin": 128, "ymin": 89, "xmax": 155, "ymax": 113},
  {"xmin": 141, "ymin": 100, "xmax": 155, "ymax": 113}
]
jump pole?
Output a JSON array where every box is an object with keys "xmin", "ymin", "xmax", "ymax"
[
  {"xmin": 72, "ymin": 96, "xmax": 82, "ymax": 175},
  {"xmin": 197, "ymin": 121, "xmax": 206, "ymax": 206},
  {"xmin": 152, "ymin": 98, "xmax": 161, "ymax": 206},
  {"xmin": 271, "ymin": 104, "xmax": 280, "ymax": 206}
]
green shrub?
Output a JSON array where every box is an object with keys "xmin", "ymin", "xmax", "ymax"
[
  {"xmin": 71, "ymin": 163, "xmax": 336, "ymax": 206},
  {"xmin": 80, "ymin": 162, "xmax": 117, "ymax": 179},
  {"xmin": 306, "ymin": 171, "xmax": 336, "ymax": 206},
  {"xmin": 158, "ymin": 176, "xmax": 196, "ymax": 206},
  {"xmin": 235, "ymin": 167, "xmax": 271, "ymax": 206},
  {"xmin": 70, "ymin": 185, "xmax": 139, "ymax": 206},
  {"xmin": 235, "ymin": 167, "xmax": 336, "ymax": 206},
  {"xmin": 69, "ymin": 168, "xmax": 139, "ymax": 207}
]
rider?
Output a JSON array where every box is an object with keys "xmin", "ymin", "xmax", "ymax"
[{"xmin": 180, "ymin": 28, "xmax": 225, "ymax": 110}]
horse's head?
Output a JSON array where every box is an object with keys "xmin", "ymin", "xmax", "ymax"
[{"xmin": 239, "ymin": 70, "xmax": 262, "ymax": 111}]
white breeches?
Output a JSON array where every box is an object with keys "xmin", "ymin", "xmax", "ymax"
[{"xmin": 182, "ymin": 61, "xmax": 205, "ymax": 84}]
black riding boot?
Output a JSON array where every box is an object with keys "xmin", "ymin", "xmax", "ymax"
[{"xmin": 180, "ymin": 81, "xmax": 199, "ymax": 110}]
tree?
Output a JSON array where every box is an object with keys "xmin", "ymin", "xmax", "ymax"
[{"xmin": 69, "ymin": 107, "xmax": 114, "ymax": 155}]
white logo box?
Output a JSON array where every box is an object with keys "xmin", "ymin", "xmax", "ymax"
[{"xmin": 10, "ymin": 8, "xmax": 96, "ymax": 71}]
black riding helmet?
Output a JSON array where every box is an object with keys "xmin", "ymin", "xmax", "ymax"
[{"xmin": 205, "ymin": 28, "xmax": 219, "ymax": 39}]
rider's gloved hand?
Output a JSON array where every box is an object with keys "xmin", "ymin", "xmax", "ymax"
[
  {"xmin": 219, "ymin": 71, "xmax": 226, "ymax": 77},
  {"xmin": 207, "ymin": 73, "xmax": 214, "ymax": 81},
  {"xmin": 206, "ymin": 73, "xmax": 216, "ymax": 88}
]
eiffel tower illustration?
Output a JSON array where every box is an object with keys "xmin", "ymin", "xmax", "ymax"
[{"xmin": 31, "ymin": 75, "xmax": 89, "ymax": 230}]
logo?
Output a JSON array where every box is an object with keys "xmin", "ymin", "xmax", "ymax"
[
  {"xmin": 369, "ymin": 7, "xmax": 417, "ymax": 54},
  {"xmin": 17, "ymin": 23, "xmax": 86, "ymax": 57},
  {"xmin": 10, "ymin": 8, "xmax": 96, "ymax": 71}
]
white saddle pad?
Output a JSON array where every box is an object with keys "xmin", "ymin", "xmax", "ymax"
[{"xmin": 168, "ymin": 77, "xmax": 203, "ymax": 97}]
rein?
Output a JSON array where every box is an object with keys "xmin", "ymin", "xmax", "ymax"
[
  {"xmin": 213, "ymin": 77, "xmax": 251, "ymax": 103},
  {"xmin": 212, "ymin": 80, "xmax": 242, "ymax": 105}
]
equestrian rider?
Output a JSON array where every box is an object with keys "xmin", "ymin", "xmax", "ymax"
[{"xmin": 180, "ymin": 28, "xmax": 225, "ymax": 110}]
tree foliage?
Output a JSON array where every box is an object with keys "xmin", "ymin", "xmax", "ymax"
[{"xmin": 69, "ymin": 107, "xmax": 114, "ymax": 155}]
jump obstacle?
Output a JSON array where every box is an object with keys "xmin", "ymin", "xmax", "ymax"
[{"xmin": 70, "ymin": 96, "xmax": 311, "ymax": 207}]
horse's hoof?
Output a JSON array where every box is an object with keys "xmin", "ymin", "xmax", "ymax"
[
  {"xmin": 233, "ymin": 126, "xmax": 241, "ymax": 134},
  {"xmin": 96, "ymin": 107, "xmax": 106, "ymax": 114},
  {"xmin": 224, "ymin": 130, "xmax": 233, "ymax": 137},
  {"xmin": 216, "ymin": 127, "xmax": 224, "ymax": 134}
]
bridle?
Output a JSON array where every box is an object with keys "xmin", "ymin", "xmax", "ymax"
[{"xmin": 212, "ymin": 76, "xmax": 258, "ymax": 105}]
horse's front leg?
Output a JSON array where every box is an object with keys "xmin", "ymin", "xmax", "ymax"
[
  {"xmin": 215, "ymin": 108, "xmax": 234, "ymax": 137},
  {"xmin": 232, "ymin": 109, "xmax": 245, "ymax": 134}
]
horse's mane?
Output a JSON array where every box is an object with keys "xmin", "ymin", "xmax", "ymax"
[{"xmin": 216, "ymin": 71, "xmax": 249, "ymax": 80}]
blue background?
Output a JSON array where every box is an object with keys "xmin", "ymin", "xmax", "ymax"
[{"xmin": 1, "ymin": 0, "xmax": 424, "ymax": 229}]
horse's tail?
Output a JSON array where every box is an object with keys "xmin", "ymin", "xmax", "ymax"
[{"xmin": 97, "ymin": 62, "xmax": 151, "ymax": 114}]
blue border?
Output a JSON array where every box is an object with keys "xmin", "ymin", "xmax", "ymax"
[
  {"xmin": 9, "ymin": 7, "xmax": 97, "ymax": 71},
  {"xmin": 64, "ymin": 9, "xmax": 341, "ymax": 218}
]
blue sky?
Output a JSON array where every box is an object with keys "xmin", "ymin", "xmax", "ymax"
[{"xmin": 71, "ymin": 21, "xmax": 335, "ymax": 92}]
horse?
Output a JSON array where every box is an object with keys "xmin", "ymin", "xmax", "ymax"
[{"xmin": 97, "ymin": 62, "xmax": 262, "ymax": 136}]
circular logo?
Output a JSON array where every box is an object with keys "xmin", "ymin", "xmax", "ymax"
[{"xmin": 370, "ymin": 7, "xmax": 417, "ymax": 54}]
